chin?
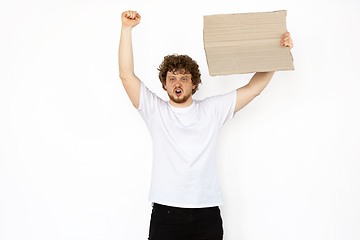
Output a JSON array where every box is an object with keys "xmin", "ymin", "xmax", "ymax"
[{"xmin": 168, "ymin": 93, "xmax": 191, "ymax": 104}]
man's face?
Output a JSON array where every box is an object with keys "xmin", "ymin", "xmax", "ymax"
[{"xmin": 164, "ymin": 70, "xmax": 196, "ymax": 107}]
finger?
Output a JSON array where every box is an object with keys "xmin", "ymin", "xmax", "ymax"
[
  {"xmin": 283, "ymin": 38, "xmax": 292, "ymax": 44},
  {"xmin": 285, "ymin": 40, "xmax": 293, "ymax": 49},
  {"xmin": 124, "ymin": 10, "xmax": 137, "ymax": 19},
  {"xmin": 282, "ymin": 37, "xmax": 291, "ymax": 44},
  {"xmin": 281, "ymin": 40, "xmax": 293, "ymax": 49},
  {"xmin": 132, "ymin": 11, "xmax": 138, "ymax": 19},
  {"xmin": 282, "ymin": 32, "xmax": 290, "ymax": 41},
  {"xmin": 282, "ymin": 31, "xmax": 290, "ymax": 37},
  {"xmin": 126, "ymin": 11, "xmax": 133, "ymax": 19},
  {"xmin": 281, "ymin": 36, "xmax": 292, "ymax": 45},
  {"xmin": 282, "ymin": 35, "xmax": 291, "ymax": 41},
  {"xmin": 282, "ymin": 34, "xmax": 291, "ymax": 40},
  {"xmin": 124, "ymin": 11, "xmax": 132, "ymax": 19}
]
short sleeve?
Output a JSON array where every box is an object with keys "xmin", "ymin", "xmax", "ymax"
[
  {"xmin": 138, "ymin": 81, "xmax": 162, "ymax": 124},
  {"xmin": 202, "ymin": 90, "xmax": 237, "ymax": 127}
]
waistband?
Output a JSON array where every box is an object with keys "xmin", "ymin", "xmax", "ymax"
[{"xmin": 152, "ymin": 202, "xmax": 219, "ymax": 213}]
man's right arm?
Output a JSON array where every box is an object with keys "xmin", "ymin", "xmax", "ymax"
[{"xmin": 118, "ymin": 10, "xmax": 141, "ymax": 109}]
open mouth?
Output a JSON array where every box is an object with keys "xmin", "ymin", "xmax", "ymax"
[{"xmin": 175, "ymin": 89, "xmax": 182, "ymax": 97}]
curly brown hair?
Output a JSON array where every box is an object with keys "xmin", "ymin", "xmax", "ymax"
[{"xmin": 158, "ymin": 54, "xmax": 201, "ymax": 95}]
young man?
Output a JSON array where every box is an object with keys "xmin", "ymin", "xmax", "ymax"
[{"xmin": 119, "ymin": 10, "xmax": 293, "ymax": 240}]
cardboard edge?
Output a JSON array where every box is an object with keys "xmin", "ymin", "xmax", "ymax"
[
  {"xmin": 203, "ymin": 9, "xmax": 288, "ymax": 19},
  {"xmin": 203, "ymin": 17, "xmax": 213, "ymax": 76},
  {"xmin": 283, "ymin": 10, "xmax": 295, "ymax": 70}
]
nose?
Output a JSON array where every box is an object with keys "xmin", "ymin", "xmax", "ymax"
[{"xmin": 174, "ymin": 80, "xmax": 182, "ymax": 87}]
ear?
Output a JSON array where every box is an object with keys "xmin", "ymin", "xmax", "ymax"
[
  {"xmin": 164, "ymin": 83, "xmax": 167, "ymax": 90},
  {"xmin": 192, "ymin": 84, "xmax": 196, "ymax": 89}
]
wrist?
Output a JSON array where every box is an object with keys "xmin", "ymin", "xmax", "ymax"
[{"xmin": 121, "ymin": 25, "xmax": 134, "ymax": 31}]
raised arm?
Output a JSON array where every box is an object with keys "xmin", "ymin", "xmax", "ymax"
[
  {"xmin": 119, "ymin": 10, "xmax": 142, "ymax": 109},
  {"xmin": 234, "ymin": 32, "xmax": 293, "ymax": 113}
]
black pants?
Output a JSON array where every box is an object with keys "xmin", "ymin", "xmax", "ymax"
[{"xmin": 148, "ymin": 203, "xmax": 223, "ymax": 240}]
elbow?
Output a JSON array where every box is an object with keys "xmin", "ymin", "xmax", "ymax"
[
  {"xmin": 254, "ymin": 90, "xmax": 262, "ymax": 97},
  {"xmin": 119, "ymin": 73, "xmax": 129, "ymax": 82},
  {"xmin": 119, "ymin": 72, "xmax": 126, "ymax": 81},
  {"xmin": 252, "ymin": 85, "xmax": 266, "ymax": 97},
  {"xmin": 249, "ymin": 87, "xmax": 262, "ymax": 98},
  {"xmin": 119, "ymin": 71, "xmax": 135, "ymax": 82}
]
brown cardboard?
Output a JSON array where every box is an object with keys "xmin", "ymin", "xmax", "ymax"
[{"xmin": 203, "ymin": 10, "xmax": 294, "ymax": 76}]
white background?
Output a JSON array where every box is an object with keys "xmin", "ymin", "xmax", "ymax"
[{"xmin": 1, "ymin": 0, "xmax": 360, "ymax": 239}]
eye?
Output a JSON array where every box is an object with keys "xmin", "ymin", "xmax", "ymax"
[{"xmin": 182, "ymin": 78, "xmax": 187, "ymax": 81}]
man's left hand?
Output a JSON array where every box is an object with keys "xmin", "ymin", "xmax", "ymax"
[{"xmin": 281, "ymin": 32, "xmax": 293, "ymax": 49}]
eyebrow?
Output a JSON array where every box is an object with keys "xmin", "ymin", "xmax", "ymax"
[{"xmin": 167, "ymin": 74, "xmax": 191, "ymax": 77}]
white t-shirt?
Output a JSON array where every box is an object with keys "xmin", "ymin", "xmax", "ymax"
[{"xmin": 138, "ymin": 81, "xmax": 237, "ymax": 208}]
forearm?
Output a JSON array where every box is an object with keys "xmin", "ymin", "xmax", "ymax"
[
  {"xmin": 247, "ymin": 71, "xmax": 275, "ymax": 96},
  {"xmin": 118, "ymin": 26, "xmax": 136, "ymax": 80}
]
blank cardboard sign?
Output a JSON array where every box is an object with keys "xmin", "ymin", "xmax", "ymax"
[{"xmin": 203, "ymin": 10, "xmax": 294, "ymax": 76}]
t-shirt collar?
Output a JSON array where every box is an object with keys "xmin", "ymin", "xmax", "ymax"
[{"xmin": 168, "ymin": 100, "xmax": 196, "ymax": 114}]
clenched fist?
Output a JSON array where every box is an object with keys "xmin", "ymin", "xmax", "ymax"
[{"xmin": 122, "ymin": 10, "xmax": 141, "ymax": 28}]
